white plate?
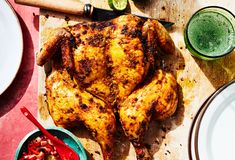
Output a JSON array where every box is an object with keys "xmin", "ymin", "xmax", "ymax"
[
  {"xmin": 188, "ymin": 86, "xmax": 225, "ymax": 160},
  {"xmin": 0, "ymin": 0, "xmax": 23, "ymax": 95},
  {"xmin": 197, "ymin": 81, "xmax": 235, "ymax": 160}
]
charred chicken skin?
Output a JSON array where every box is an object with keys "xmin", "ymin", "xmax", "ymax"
[
  {"xmin": 37, "ymin": 15, "xmax": 178, "ymax": 160},
  {"xmin": 46, "ymin": 63, "xmax": 116, "ymax": 159}
]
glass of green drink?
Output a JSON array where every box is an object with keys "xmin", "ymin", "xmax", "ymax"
[{"xmin": 184, "ymin": 6, "xmax": 235, "ymax": 60}]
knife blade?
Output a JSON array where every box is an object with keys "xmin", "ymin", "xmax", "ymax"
[
  {"xmin": 15, "ymin": 0, "xmax": 174, "ymax": 27},
  {"xmin": 92, "ymin": 6, "xmax": 174, "ymax": 27}
]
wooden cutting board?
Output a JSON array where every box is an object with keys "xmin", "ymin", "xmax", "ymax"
[{"xmin": 38, "ymin": 0, "xmax": 235, "ymax": 159}]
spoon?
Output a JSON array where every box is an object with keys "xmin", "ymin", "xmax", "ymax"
[{"xmin": 20, "ymin": 107, "xmax": 80, "ymax": 160}]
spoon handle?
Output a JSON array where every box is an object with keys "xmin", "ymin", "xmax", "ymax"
[{"xmin": 20, "ymin": 107, "xmax": 64, "ymax": 145}]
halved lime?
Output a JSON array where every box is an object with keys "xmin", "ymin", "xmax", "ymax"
[{"xmin": 108, "ymin": 0, "xmax": 128, "ymax": 11}]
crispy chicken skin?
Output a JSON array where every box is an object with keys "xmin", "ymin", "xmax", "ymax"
[
  {"xmin": 152, "ymin": 70, "xmax": 178, "ymax": 121},
  {"xmin": 119, "ymin": 69, "xmax": 177, "ymax": 159},
  {"xmin": 46, "ymin": 64, "xmax": 116, "ymax": 160},
  {"xmin": 106, "ymin": 15, "xmax": 146, "ymax": 103},
  {"xmin": 37, "ymin": 14, "xmax": 177, "ymax": 160},
  {"xmin": 38, "ymin": 15, "xmax": 147, "ymax": 105},
  {"xmin": 37, "ymin": 28, "xmax": 72, "ymax": 67},
  {"xmin": 142, "ymin": 19, "xmax": 175, "ymax": 56},
  {"xmin": 68, "ymin": 21, "xmax": 115, "ymax": 104}
]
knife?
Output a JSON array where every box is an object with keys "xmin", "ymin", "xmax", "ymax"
[{"xmin": 15, "ymin": 0, "xmax": 174, "ymax": 28}]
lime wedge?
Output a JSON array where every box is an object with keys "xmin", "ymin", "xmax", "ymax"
[{"xmin": 108, "ymin": 0, "xmax": 128, "ymax": 11}]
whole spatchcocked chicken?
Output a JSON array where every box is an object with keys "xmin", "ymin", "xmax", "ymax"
[{"xmin": 37, "ymin": 15, "xmax": 178, "ymax": 160}]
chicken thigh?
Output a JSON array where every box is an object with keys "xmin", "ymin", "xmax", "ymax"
[
  {"xmin": 119, "ymin": 69, "xmax": 178, "ymax": 159},
  {"xmin": 46, "ymin": 62, "xmax": 116, "ymax": 160}
]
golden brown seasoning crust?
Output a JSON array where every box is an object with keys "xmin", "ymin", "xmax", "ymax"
[
  {"xmin": 69, "ymin": 22, "xmax": 108, "ymax": 86},
  {"xmin": 151, "ymin": 19, "xmax": 175, "ymax": 55},
  {"xmin": 142, "ymin": 20, "xmax": 158, "ymax": 77},
  {"xmin": 46, "ymin": 67, "xmax": 116, "ymax": 160},
  {"xmin": 60, "ymin": 38, "xmax": 74, "ymax": 72},
  {"xmin": 68, "ymin": 21, "xmax": 115, "ymax": 104},
  {"xmin": 119, "ymin": 69, "xmax": 178, "ymax": 159},
  {"xmin": 152, "ymin": 70, "xmax": 178, "ymax": 121},
  {"xmin": 118, "ymin": 70, "xmax": 170, "ymax": 143},
  {"xmin": 118, "ymin": 70, "xmax": 178, "ymax": 160},
  {"xmin": 106, "ymin": 15, "xmax": 146, "ymax": 103},
  {"xmin": 37, "ymin": 28, "xmax": 72, "ymax": 66},
  {"xmin": 38, "ymin": 14, "xmax": 178, "ymax": 160},
  {"xmin": 46, "ymin": 68, "xmax": 81, "ymax": 128}
]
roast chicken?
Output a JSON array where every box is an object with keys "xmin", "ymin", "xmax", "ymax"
[{"xmin": 37, "ymin": 15, "xmax": 178, "ymax": 160}]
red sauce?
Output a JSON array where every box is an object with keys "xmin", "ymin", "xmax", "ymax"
[{"xmin": 19, "ymin": 135, "xmax": 61, "ymax": 160}]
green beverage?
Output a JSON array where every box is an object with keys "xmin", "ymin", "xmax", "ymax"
[{"xmin": 184, "ymin": 6, "xmax": 235, "ymax": 60}]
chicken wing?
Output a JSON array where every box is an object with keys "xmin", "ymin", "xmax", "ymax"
[{"xmin": 142, "ymin": 19, "xmax": 175, "ymax": 56}]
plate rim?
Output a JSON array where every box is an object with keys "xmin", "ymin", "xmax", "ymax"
[
  {"xmin": 193, "ymin": 80, "xmax": 235, "ymax": 160},
  {"xmin": 0, "ymin": 0, "xmax": 23, "ymax": 95},
  {"xmin": 188, "ymin": 93, "xmax": 214, "ymax": 160}
]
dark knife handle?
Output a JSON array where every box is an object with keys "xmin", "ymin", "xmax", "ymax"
[{"xmin": 15, "ymin": 0, "xmax": 93, "ymax": 17}]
